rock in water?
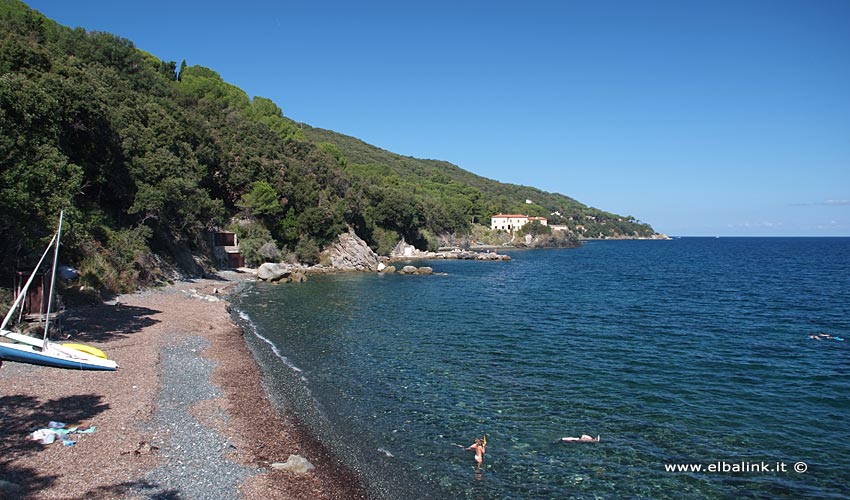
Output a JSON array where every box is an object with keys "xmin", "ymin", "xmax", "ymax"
[
  {"xmin": 399, "ymin": 265, "xmax": 418, "ymax": 274},
  {"xmin": 271, "ymin": 454, "xmax": 315, "ymax": 474}
]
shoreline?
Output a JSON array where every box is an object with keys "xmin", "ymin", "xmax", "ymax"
[{"xmin": 0, "ymin": 271, "xmax": 366, "ymax": 499}]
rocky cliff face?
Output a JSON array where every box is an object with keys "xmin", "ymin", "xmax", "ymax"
[
  {"xmin": 320, "ymin": 229, "xmax": 380, "ymax": 272},
  {"xmin": 256, "ymin": 230, "xmax": 381, "ymax": 281}
]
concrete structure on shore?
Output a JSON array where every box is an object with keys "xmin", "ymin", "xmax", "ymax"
[
  {"xmin": 210, "ymin": 231, "xmax": 245, "ymax": 268},
  {"xmin": 491, "ymin": 214, "xmax": 548, "ymax": 232}
]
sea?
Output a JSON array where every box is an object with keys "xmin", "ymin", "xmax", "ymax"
[{"xmin": 230, "ymin": 237, "xmax": 850, "ymax": 500}]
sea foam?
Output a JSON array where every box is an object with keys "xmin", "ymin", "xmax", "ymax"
[{"xmin": 237, "ymin": 310, "xmax": 304, "ymax": 374}]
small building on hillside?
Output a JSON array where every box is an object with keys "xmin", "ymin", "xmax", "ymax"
[
  {"xmin": 491, "ymin": 214, "xmax": 548, "ymax": 233},
  {"xmin": 211, "ymin": 231, "xmax": 245, "ymax": 268}
]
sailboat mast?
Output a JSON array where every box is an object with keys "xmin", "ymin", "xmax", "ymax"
[{"xmin": 42, "ymin": 211, "xmax": 64, "ymax": 343}]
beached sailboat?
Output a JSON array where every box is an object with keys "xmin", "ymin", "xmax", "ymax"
[{"xmin": 0, "ymin": 212, "xmax": 118, "ymax": 371}]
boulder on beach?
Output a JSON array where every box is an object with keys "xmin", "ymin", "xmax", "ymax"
[
  {"xmin": 380, "ymin": 265, "xmax": 397, "ymax": 274},
  {"xmin": 257, "ymin": 263, "xmax": 291, "ymax": 281},
  {"xmin": 399, "ymin": 265, "xmax": 418, "ymax": 274}
]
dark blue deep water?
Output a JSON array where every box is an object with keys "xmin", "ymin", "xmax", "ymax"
[{"xmin": 231, "ymin": 238, "xmax": 850, "ymax": 499}]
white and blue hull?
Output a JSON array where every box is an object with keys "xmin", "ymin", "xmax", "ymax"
[{"xmin": 0, "ymin": 341, "xmax": 117, "ymax": 371}]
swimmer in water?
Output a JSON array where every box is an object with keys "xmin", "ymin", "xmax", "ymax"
[
  {"xmin": 559, "ymin": 434, "xmax": 600, "ymax": 443},
  {"xmin": 466, "ymin": 437, "xmax": 486, "ymax": 467},
  {"xmin": 810, "ymin": 333, "xmax": 838, "ymax": 340}
]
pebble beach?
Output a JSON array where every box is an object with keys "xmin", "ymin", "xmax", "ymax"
[{"xmin": 0, "ymin": 272, "xmax": 365, "ymax": 500}]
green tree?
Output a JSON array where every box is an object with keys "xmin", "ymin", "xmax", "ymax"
[
  {"xmin": 372, "ymin": 187, "xmax": 422, "ymax": 240},
  {"xmin": 519, "ymin": 221, "xmax": 552, "ymax": 237},
  {"xmin": 239, "ymin": 180, "xmax": 282, "ymax": 216},
  {"xmin": 234, "ymin": 222, "xmax": 276, "ymax": 267},
  {"xmin": 178, "ymin": 65, "xmax": 250, "ymax": 109},
  {"xmin": 295, "ymin": 237, "xmax": 320, "ymax": 264},
  {"xmin": 318, "ymin": 141, "xmax": 347, "ymax": 168},
  {"xmin": 248, "ymin": 96, "xmax": 306, "ymax": 142}
]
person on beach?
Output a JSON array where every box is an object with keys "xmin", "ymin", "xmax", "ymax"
[
  {"xmin": 559, "ymin": 434, "xmax": 600, "ymax": 443},
  {"xmin": 466, "ymin": 437, "xmax": 486, "ymax": 467}
]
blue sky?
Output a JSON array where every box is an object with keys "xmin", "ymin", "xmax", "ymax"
[{"xmin": 26, "ymin": 0, "xmax": 850, "ymax": 236}]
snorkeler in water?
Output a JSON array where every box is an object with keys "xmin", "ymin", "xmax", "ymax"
[
  {"xmin": 559, "ymin": 434, "xmax": 600, "ymax": 443},
  {"xmin": 810, "ymin": 333, "xmax": 844, "ymax": 341}
]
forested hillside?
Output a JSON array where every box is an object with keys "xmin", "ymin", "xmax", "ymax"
[
  {"xmin": 303, "ymin": 125, "xmax": 657, "ymax": 240},
  {"xmin": 0, "ymin": 0, "xmax": 657, "ymax": 295}
]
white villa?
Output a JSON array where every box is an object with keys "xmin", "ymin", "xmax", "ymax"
[{"xmin": 491, "ymin": 214, "xmax": 548, "ymax": 232}]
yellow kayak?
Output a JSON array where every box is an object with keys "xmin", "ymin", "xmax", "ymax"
[{"xmin": 61, "ymin": 343, "xmax": 108, "ymax": 359}]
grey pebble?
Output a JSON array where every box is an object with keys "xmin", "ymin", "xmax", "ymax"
[{"xmin": 128, "ymin": 336, "xmax": 259, "ymax": 499}]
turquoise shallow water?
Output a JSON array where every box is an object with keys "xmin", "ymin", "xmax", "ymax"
[{"xmin": 232, "ymin": 238, "xmax": 850, "ymax": 499}]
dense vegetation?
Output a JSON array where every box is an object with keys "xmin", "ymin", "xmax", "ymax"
[
  {"xmin": 0, "ymin": 0, "xmax": 656, "ymax": 295},
  {"xmin": 303, "ymin": 126, "xmax": 657, "ymax": 242}
]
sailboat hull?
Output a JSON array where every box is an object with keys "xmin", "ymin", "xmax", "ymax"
[
  {"xmin": 0, "ymin": 342, "xmax": 117, "ymax": 371},
  {"xmin": 1, "ymin": 211, "xmax": 118, "ymax": 371}
]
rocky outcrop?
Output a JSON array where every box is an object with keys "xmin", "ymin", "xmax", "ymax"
[
  {"xmin": 256, "ymin": 231, "xmax": 454, "ymax": 280},
  {"xmin": 390, "ymin": 248, "xmax": 510, "ymax": 261},
  {"xmin": 392, "ymin": 239, "xmax": 417, "ymax": 258},
  {"xmin": 395, "ymin": 265, "xmax": 434, "ymax": 275},
  {"xmin": 378, "ymin": 262, "xmax": 396, "ymax": 274},
  {"xmin": 321, "ymin": 229, "xmax": 380, "ymax": 272},
  {"xmin": 389, "ymin": 238, "xmax": 510, "ymax": 261}
]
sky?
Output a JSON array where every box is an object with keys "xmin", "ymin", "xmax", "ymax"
[{"xmin": 25, "ymin": 0, "xmax": 850, "ymax": 236}]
